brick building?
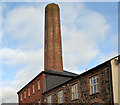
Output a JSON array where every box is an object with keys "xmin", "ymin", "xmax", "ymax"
[{"xmin": 17, "ymin": 3, "xmax": 120, "ymax": 105}]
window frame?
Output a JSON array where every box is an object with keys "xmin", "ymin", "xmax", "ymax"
[
  {"xmin": 71, "ymin": 83, "xmax": 79, "ymax": 100},
  {"xmin": 24, "ymin": 90, "xmax": 26, "ymax": 99},
  {"xmin": 38, "ymin": 79, "xmax": 40, "ymax": 90},
  {"xmin": 58, "ymin": 90, "xmax": 63, "ymax": 103},
  {"xmin": 32, "ymin": 84, "xmax": 35, "ymax": 94},
  {"xmin": 28, "ymin": 87, "xmax": 30, "ymax": 97},
  {"xmin": 47, "ymin": 95, "xmax": 52, "ymax": 104},
  {"xmin": 90, "ymin": 75, "xmax": 99, "ymax": 94},
  {"xmin": 44, "ymin": 98, "xmax": 46, "ymax": 103},
  {"xmin": 20, "ymin": 93, "xmax": 22, "ymax": 101},
  {"xmin": 38, "ymin": 99, "xmax": 41, "ymax": 105}
]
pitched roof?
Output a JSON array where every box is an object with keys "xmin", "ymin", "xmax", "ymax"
[
  {"xmin": 43, "ymin": 55, "xmax": 119, "ymax": 94},
  {"xmin": 17, "ymin": 70, "xmax": 78, "ymax": 94},
  {"xmin": 17, "ymin": 55, "xmax": 119, "ymax": 94},
  {"xmin": 44, "ymin": 70, "xmax": 78, "ymax": 77}
]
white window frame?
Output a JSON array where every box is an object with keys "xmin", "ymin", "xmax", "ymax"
[
  {"xmin": 28, "ymin": 87, "xmax": 30, "ymax": 96},
  {"xmin": 38, "ymin": 79, "xmax": 40, "ymax": 90},
  {"xmin": 90, "ymin": 75, "xmax": 99, "ymax": 94},
  {"xmin": 44, "ymin": 99, "xmax": 46, "ymax": 102},
  {"xmin": 47, "ymin": 95, "xmax": 52, "ymax": 104},
  {"xmin": 58, "ymin": 90, "xmax": 63, "ymax": 103},
  {"xmin": 33, "ymin": 84, "xmax": 35, "ymax": 93},
  {"xmin": 20, "ymin": 94, "xmax": 22, "ymax": 101},
  {"xmin": 24, "ymin": 90, "xmax": 26, "ymax": 99},
  {"xmin": 72, "ymin": 83, "xmax": 78, "ymax": 100}
]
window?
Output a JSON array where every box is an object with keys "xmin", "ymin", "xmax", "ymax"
[
  {"xmin": 33, "ymin": 84, "xmax": 35, "ymax": 93},
  {"xmin": 48, "ymin": 95, "xmax": 52, "ymax": 104},
  {"xmin": 44, "ymin": 99, "xmax": 46, "ymax": 102},
  {"xmin": 72, "ymin": 83, "xmax": 78, "ymax": 100},
  {"xmin": 58, "ymin": 90, "xmax": 63, "ymax": 103},
  {"xmin": 24, "ymin": 90, "xmax": 26, "ymax": 99},
  {"xmin": 28, "ymin": 87, "xmax": 30, "ymax": 96},
  {"xmin": 38, "ymin": 79, "xmax": 40, "ymax": 90},
  {"xmin": 38, "ymin": 99, "xmax": 41, "ymax": 105},
  {"xmin": 20, "ymin": 94, "xmax": 22, "ymax": 101},
  {"xmin": 90, "ymin": 75, "xmax": 99, "ymax": 94}
]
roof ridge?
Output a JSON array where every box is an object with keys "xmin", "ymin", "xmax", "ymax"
[{"xmin": 63, "ymin": 70, "xmax": 78, "ymax": 75}]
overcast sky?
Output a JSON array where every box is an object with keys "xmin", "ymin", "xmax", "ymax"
[{"xmin": 0, "ymin": 1, "xmax": 118, "ymax": 103}]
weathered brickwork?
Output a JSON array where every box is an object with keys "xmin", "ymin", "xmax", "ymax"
[
  {"xmin": 17, "ymin": 70, "xmax": 77, "ymax": 104},
  {"xmin": 17, "ymin": 3, "xmax": 115, "ymax": 105},
  {"xmin": 44, "ymin": 3, "xmax": 63, "ymax": 72},
  {"xmin": 42, "ymin": 63, "xmax": 112, "ymax": 104},
  {"xmin": 18, "ymin": 73, "xmax": 46, "ymax": 105},
  {"xmin": 18, "ymin": 62, "xmax": 113, "ymax": 104}
]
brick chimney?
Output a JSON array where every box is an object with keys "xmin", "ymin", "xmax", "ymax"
[{"xmin": 44, "ymin": 3, "xmax": 63, "ymax": 72}]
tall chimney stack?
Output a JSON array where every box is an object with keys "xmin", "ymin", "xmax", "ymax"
[{"xmin": 44, "ymin": 3, "xmax": 63, "ymax": 72}]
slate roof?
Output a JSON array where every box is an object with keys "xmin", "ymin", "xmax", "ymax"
[
  {"xmin": 44, "ymin": 70, "xmax": 78, "ymax": 77},
  {"xmin": 17, "ymin": 70, "xmax": 78, "ymax": 94}
]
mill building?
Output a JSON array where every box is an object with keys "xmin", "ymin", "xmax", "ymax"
[{"xmin": 17, "ymin": 3, "xmax": 120, "ymax": 105}]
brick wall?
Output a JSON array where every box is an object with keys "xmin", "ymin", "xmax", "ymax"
[
  {"xmin": 18, "ymin": 73, "xmax": 46, "ymax": 105},
  {"xmin": 18, "ymin": 62, "xmax": 113, "ymax": 104},
  {"xmin": 42, "ymin": 63, "xmax": 112, "ymax": 104},
  {"xmin": 44, "ymin": 3, "xmax": 63, "ymax": 72}
]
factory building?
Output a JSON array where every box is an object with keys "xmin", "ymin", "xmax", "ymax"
[{"xmin": 17, "ymin": 3, "xmax": 120, "ymax": 105}]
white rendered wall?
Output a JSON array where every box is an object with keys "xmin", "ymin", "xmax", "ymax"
[{"xmin": 111, "ymin": 57, "xmax": 120, "ymax": 104}]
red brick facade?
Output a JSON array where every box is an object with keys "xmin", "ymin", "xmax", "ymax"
[{"xmin": 18, "ymin": 73, "xmax": 46, "ymax": 105}]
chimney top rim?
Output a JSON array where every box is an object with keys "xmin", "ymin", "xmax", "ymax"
[{"xmin": 45, "ymin": 3, "xmax": 59, "ymax": 9}]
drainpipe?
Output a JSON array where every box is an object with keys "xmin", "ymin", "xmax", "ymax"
[{"xmin": 107, "ymin": 62, "xmax": 114, "ymax": 105}]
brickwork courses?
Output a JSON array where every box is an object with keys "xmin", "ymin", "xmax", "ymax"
[
  {"xmin": 17, "ymin": 3, "xmax": 116, "ymax": 105},
  {"xmin": 42, "ymin": 62, "xmax": 113, "ymax": 104},
  {"xmin": 44, "ymin": 3, "xmax": 63, "ymax": 72}
]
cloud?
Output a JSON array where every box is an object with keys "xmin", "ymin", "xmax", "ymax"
[
  {"xmin": 108, "ymin": 34, "xmax": 118, "ymax": 47},
  {"xmin": 1, "ymin": 47, "xmax": 43, "ymax": 66},
  {"xmin": 1, "ymin": 47, "xmax": 44, "ymax": 87},
  {"xmin": 98, "ymin": 51, "xmax": 118, "ymax": 64},
  {"xmin": 3, "ymin": 3, "xmax": 111, "ymax": 70},
  {"xmin": 1, "ymin": 87, "xmax": 17, "ymax": 103},
  {"xmin": 61, "ymin": 3, "xmax": 110, "ymax": 70},
  {"xmin": 3, "ymin": 6, "xmax": 44, "ymax": 49},
  {"xmin": 62, "ymin": 26, "xmax": 99, "ymax": 70},
  {"xmin": 1, "ymin": 66, "xmax": 43, "ymax": 103},
  {"xmin": 1, "ymin": 47, "xmax": 44, "ymax": 103},
  {"xmin": 2, "ymin": 4, "xmax": 45, "ymax": 103},
  {"xmin": 1, "ymin": 68, "xmax": 43, "ymax": 103}
]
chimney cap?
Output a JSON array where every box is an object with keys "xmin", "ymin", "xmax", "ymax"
[{"xmin": 45, "ymin": 3, "xmax": 59, "ymax": 9}]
